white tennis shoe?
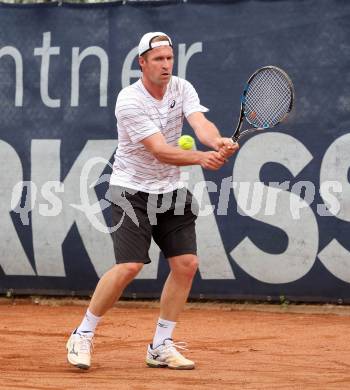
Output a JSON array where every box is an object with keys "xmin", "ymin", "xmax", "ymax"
[
  {"xmin": 66, "ymin": 330, "xmax": 94, "ymax": 370},
  {"xmin": 146, "ymin": 338, "xmax": 195, "ymax": 370}
]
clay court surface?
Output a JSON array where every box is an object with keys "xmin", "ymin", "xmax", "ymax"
[{"xmin": 1, "ymin": 299, "xmax": 350, "ymax": 390}]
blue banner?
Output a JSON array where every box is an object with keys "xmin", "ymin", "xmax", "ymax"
[{"xmin": 0, "ymin": 0, "xmax": 350, "ymax": 302}]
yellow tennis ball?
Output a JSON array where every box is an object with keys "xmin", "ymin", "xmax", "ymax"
[{"xmin": 178, "ymin": 135, "xmax": 195, "ymax": 150}]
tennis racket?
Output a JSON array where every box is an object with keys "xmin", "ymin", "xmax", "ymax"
[{"xmin": 232, "ymin": 66, "xmax": 294, "ymax": 142}]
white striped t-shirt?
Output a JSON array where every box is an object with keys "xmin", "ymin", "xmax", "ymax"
[{"xmin": 110, "ymin": 76, "xmax": 208, "ymax": 193}]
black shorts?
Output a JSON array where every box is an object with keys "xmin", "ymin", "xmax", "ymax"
[{"xmin": 110, "ymin": 186, "xmax": 198, "ymax": 264}]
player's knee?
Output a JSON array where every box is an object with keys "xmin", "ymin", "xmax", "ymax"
[
  {"xmin": 176, "ymin": 255, "xmax": 198, "ymax": 280},
  {"xmin": 187, "ymin": 256, "xmax": 199, "ymax": 278},
  {"xmin": 118, "ymin": 262, "xmax": 143, "ymax": 278}
]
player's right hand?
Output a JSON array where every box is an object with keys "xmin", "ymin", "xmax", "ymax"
[{"xmin": 199, "ymin": 151, "xmax": 226, "ymax": 170}]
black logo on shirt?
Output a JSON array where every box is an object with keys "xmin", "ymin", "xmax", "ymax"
[{"xmin": 170, "ymin": 100, "xmax": 176, "ymax": 108}]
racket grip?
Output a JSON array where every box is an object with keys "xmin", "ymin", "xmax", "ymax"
[{"xmin": 232, "ymin": 134, "xmax": 239, "ymax": 143}]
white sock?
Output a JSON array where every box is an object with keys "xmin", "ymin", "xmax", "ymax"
[
  {"xmin": 76, "ymin": 308, "xmax": 101, "ymax": 334},
  {"xmin": 152, "ymin": 318, "xmax": 176, "ymax": 348}
]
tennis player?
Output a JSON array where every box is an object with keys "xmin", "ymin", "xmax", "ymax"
[{"xmin": 66, "ymin": 32, "xmax": 238, "ymax": 370}]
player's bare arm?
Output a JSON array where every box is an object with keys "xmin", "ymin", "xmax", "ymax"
[
  {"xmin": 141, "ymin": 132, "xmax": 225, "ymax": 170},
  {"xmin": 187, "ymin": 112, "xmax": 239, "ymax": 159}
]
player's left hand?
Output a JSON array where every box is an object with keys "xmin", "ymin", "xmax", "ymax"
[{"xmin": 215, "ymin": 137, "xmax": 239, "ymax": 159}]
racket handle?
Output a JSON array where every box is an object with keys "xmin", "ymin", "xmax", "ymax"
[{"xmin": 232, "ymin": 134, "xmax": 239, "ymax": 143}]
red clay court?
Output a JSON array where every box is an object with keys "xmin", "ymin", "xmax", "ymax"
[{"xmin": 1, "ymin": 299, "xmax": 350, "ymax": 390}]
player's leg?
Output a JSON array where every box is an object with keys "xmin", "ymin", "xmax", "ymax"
[
  {"xmin": 66, "ymin": 262, "xmax": 143, "ymax": 369},
  {"xmin": 88, "ymin": 262, "xmax": 143, "ymax": 316},
  {"xmin": 146, "ymin": 188, "xmax": 198, "ymax": 369},
  {"xmin": 67, "ymin": 187, "xmax": 152, "ymax": 370},
  {"xmin": 146, "ymin": 254, "xmax": 198, "ymax": 370},
  {"xmin": 159, "ymin": 254, "xmax": 198, "ymax": 322}
]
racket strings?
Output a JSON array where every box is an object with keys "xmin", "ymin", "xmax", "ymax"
[
  {"xmin": 246, "ymin": 74, "xmax": 291, "ymax": 126},
  {"xmin": 244, "ymin": 68, "xmax": 292, "ymax": 128},
  {"xmin": 247, "ymin": 78, "xmax": 289, "ymax": 126}
]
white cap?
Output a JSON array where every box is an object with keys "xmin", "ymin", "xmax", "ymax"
[{"xmin": 138, "ymin": 32, "xmax": 173, "ymax": 56}]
